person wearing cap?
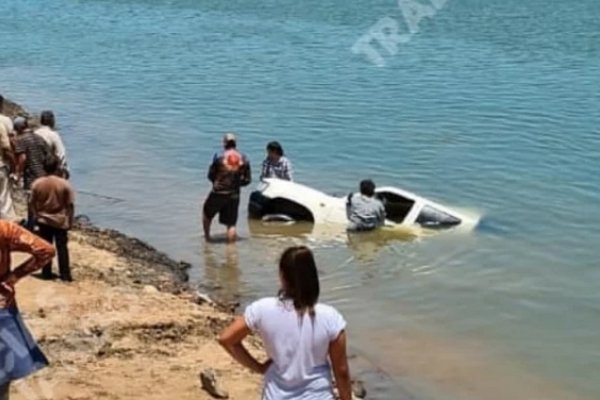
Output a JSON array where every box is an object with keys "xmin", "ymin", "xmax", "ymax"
[
  {"xmin": 34, "ymin": 111, "xmax": 69, "ymax": 179},
  {"xmin": 0, "ymin": 96, "xmax": 14, "ymax": 136},
  {"xmin": 346, "ymin": 179, "xmax": 386, "ymax": 231},
  {"xmin": 260, "ymin": 141, "xmax": 294, "ymax": 181},
  {"xmin": 203, "ymin": 133, "xmax": 252, "ymax": 242}
]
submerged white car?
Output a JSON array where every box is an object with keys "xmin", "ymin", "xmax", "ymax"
[{"xmin": 248, "ymin": 179, "xmax": 479, "ymax": 231}]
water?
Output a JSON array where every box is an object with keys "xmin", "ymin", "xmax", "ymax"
[{"xmin": 2, "ymin": 0, "xmax": 600, "ymax": 398}]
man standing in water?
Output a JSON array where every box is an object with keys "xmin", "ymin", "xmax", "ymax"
[
  {"xmin": 346, "ymin": 179, "xmax": 386, "ymax": 231},
  {"xmin": 203, "ymin": 133, "xmax": 251, "ymax": 242}
]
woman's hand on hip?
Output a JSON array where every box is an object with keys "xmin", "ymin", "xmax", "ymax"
[
  {"xmin": 259, "ymin": 359, "xmax": 273, "ymax": 375},
  {"xmin": 0, "ymin": 282, "xmax": 15, "ymax": 309}
]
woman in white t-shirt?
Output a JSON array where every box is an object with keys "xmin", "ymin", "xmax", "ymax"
[{"xmin": 219, "ymin": 246, "xmax": 352, "ymax": 400}]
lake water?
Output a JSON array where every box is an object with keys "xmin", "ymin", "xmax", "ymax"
[{"xmin": 2, "ymin": 0, "xmax": 600, "ymax": 398}]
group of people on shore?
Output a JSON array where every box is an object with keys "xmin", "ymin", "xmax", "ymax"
[
  {"xmin": 202, "ymin": 133, "xmax": 387, "ymax": 242},
  {"xmin": 0, "ymin": 95, "xmax": 74, "ymax": 282},
  {"xmin": 0, "ymin": 95, "xmax": 76, "ymax": 399}
]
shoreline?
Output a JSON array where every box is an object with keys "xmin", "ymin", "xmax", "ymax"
[
  {"xmin": 10, "ymin": 194, "xmax": 267, "ymax": 399},
  {"xmin": 4, "ymin": 97, "xmax": 267, "ymax": 399},
  {"xmin": 3, "ymin": 96, "xmax": 377, "ymax": 399},
  {"xmin": 12, "ymin": 217, "xmax": 267, "ymax": 400}
]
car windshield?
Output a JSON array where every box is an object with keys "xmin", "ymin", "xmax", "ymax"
[{"xmin": 416, "ymin": 205, "xmax": 461, "ymax": 228}]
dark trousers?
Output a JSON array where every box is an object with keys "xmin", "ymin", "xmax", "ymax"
[
  {"xmin": 37, "ymin": 223, "xmax": 71, "ymax": 281},
  {"xmin": 0, "ymin": 382, "xmax": 8, "ymax": 400}
]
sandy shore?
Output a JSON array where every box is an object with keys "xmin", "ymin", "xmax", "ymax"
[{"xmin": 10, "ymin": 218, "xmax": 265, "ymax": 400}]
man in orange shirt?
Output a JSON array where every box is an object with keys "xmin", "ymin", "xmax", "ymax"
[
  {"xmin": 30, "ymin": 156, "xmax": 75, "ymax": 282},
  {"xmin": 0, "ymin": 220, "xmax": 55, "ymax": 399}
]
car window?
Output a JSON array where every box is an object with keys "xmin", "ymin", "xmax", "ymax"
[
  {"xmin": 416, "ymin": 205, "xmax": 461, "ymax": 228},
  {"xmin": 376, "ymin": 192, "xmax": 415, "ymax": 223}
]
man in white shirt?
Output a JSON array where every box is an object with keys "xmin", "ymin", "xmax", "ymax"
[
  {"xmin": 0, "ymin": 96, "xmax": 14, "ymax": 136},
  {"xmin": 34, "ymin": 111, "xmax": 68, "ymax": 178},
  {"xmin": 0, "ymin": 122, "xmax": 16, "ymax": 220}
]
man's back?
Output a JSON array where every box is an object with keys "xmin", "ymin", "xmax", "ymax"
[
  {"xmin": 31, "ymin": 175, "xmax": 75, "ymax": 230},
  {"xmin": 34, "ymin": 126, "xmax": 67, "ymax": 165},
  {"xmin": 15, "ymin": 132, "xmax": 49, "ymax": 188},
  {"xmin": 347, "ymin": 193, "xmax": 386, "ymax": 230},
  {"xmin": 0, "ymin": 123, "xmax": 11, "ymax": 168},
  {"xmin": 0, "ymin": 114, "xmax": 12, "ymax": 136},
  {"xmin": 208, "ymin": 149, "xmax": 251, "ymax": 194}
]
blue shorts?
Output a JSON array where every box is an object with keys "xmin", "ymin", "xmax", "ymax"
[{"xmin": 0, "ymin": 306, "xmax": 48, "ymax": 386}]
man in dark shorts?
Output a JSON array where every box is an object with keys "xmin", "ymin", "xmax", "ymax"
[{"xmin": 203, "ymin": 133, "xmax": 251, "ymax": 242}]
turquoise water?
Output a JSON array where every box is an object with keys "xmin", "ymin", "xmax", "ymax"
[{"xmin": 2, "ymin": 0, "xmax": 600, "ymax": 398}]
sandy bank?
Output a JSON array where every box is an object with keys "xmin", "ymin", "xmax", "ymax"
[
  {"xmin": 1, "ymin": 97, "xmax": 265, "ymax": 399},
  {"xmin": 10, "ymin": 220, "xmax": 264, "ymax": 400}
]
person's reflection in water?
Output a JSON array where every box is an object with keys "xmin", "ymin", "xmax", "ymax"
[{"xmin": 203, "ymin": 244, "xmax": 241, "ymax": 304}]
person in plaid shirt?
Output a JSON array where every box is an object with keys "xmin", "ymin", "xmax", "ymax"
[{"xmin": 260, "ymin": 141, "xmax": 293, "ymax": 181}]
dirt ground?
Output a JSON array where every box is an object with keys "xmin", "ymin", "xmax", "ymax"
[{"xmin": 9, "ymin": 225, "xmax": 264, "ymax": 400}]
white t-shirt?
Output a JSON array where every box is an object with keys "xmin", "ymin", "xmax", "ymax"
[
  {"xmin": 34, "ymin": 126, "xmax": 68, "ymax": 168},
  {"xmin": 0, "ymin": 114, "xmax": 13, "ymax": 135},
  {"xmin": 0, "ymin": 123, "xmax": 10, "ymax": 168},
  {"xmin": 245, "ymin": 297, "xmax": 347, "ymax": 400}
]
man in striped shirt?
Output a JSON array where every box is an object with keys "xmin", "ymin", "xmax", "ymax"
[
  {"xmin": 13, "ymin": 117, "xmax": 49, "ymax": 190},
  {"xmin": 260, "ymin": 141, "xmax": 294, "ymax": 181}
]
